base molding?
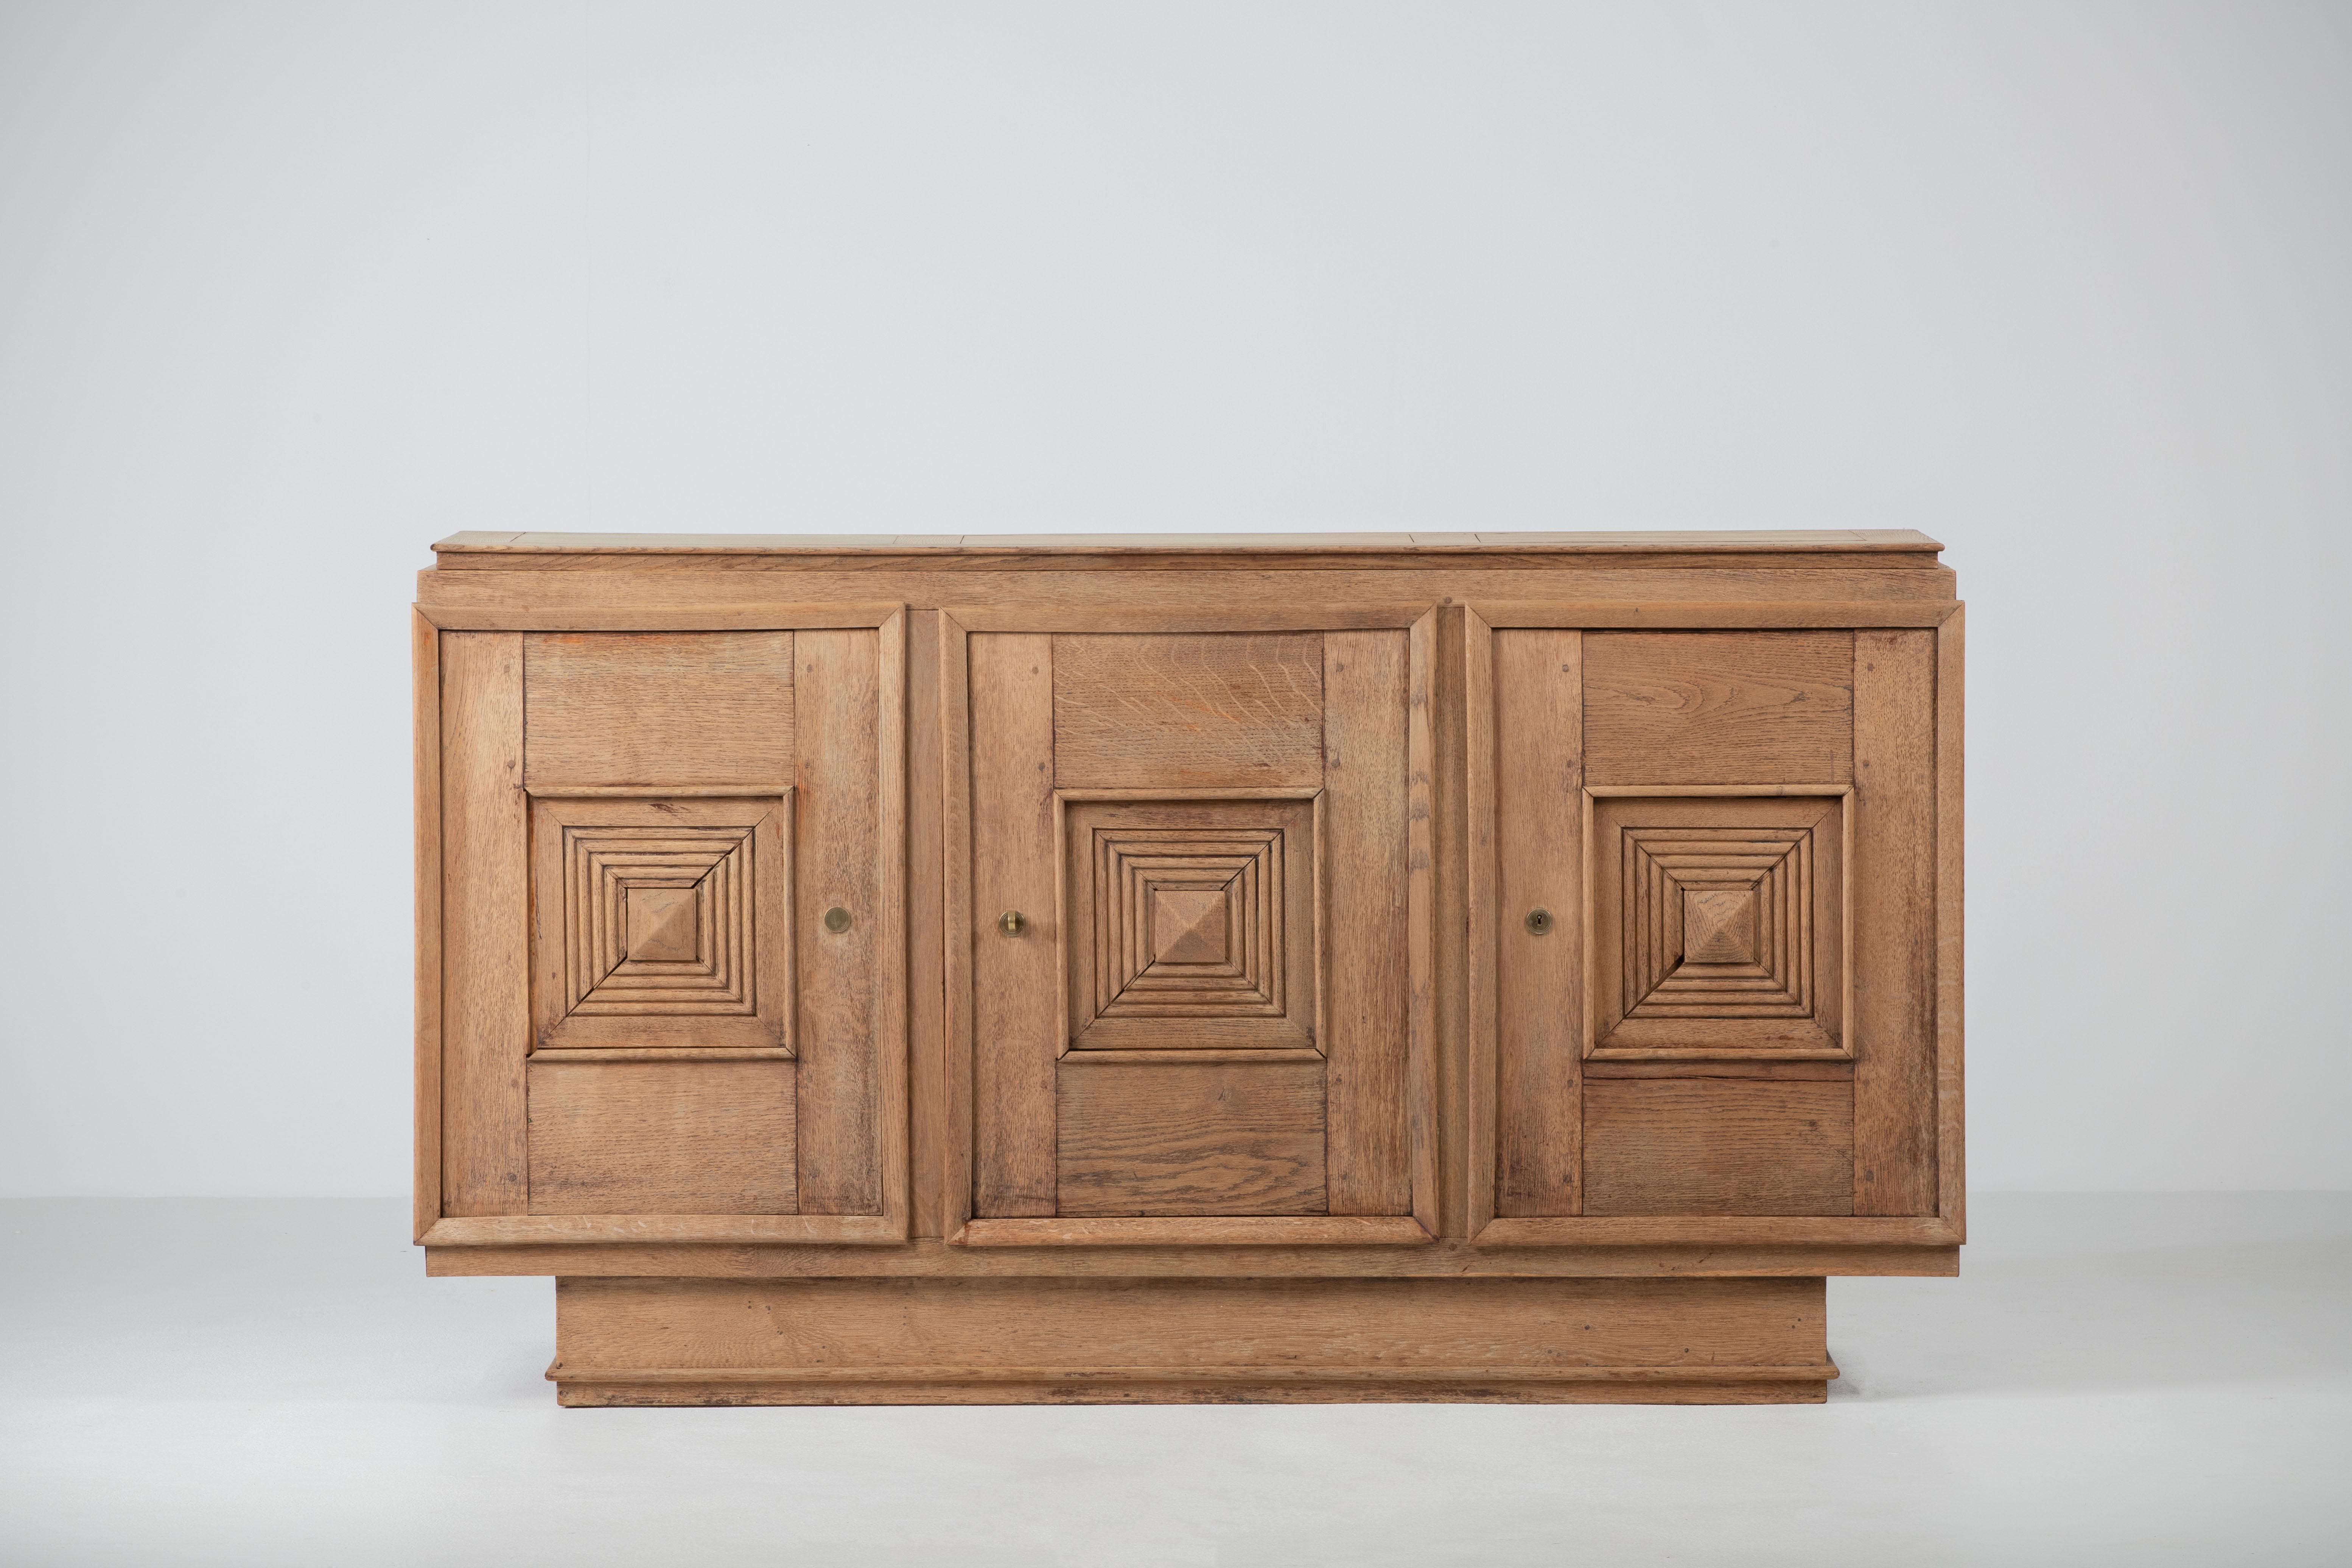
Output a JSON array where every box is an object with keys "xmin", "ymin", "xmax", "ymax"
[{"xmin": 550, "ymin": 1273, "xmax": 1835, "ymax": 1406}]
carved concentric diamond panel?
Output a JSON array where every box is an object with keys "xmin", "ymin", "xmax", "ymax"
[
  {"xmin": 530, "ymin": 792, "xmax": 793, "ymax": 1052},
  {"xmin": 1062, "ymin": 796, "xmax": 1319, "ymax": 1053},
  {"xmin": 1589, "ymin": 793, "xmax": 1846, "ymax": 1059}
]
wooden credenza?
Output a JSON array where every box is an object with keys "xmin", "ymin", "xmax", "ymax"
[{"xmin": 415, "ymin": 530, "xmax": 1962, "ymax": 1405}]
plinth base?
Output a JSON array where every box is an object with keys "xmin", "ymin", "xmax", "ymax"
[{"xmin": 548, "ymin": 1274, "xmax": 1836, "ymax": 1406}]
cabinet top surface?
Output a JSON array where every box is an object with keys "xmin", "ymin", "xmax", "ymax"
[{"xmin": 431, "ymin": 529, "xmax": 1946, "ymax": 568}]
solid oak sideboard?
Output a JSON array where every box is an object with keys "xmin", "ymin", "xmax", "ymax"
[{"xmin": 414, "ymin": 530, "xmax": 1963, "ymax": 1405}]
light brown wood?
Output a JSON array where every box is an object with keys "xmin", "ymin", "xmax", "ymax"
[
  {"xmin": 906, "ymin": 610, "xmax": 946, "ymax": 1238},
  {"xmin": 1853, "ymin": 628, "xmax": 1940, "ymax": 1215},
  {"xmin": 1056, "ymin": 1060, "xmax": 1327, "ymax": 1216},
  {"xmin": 432, "ymin": 1236, "xmax": 1958, "ymax": 1279},
  {"xmin": 1489, "ymin": 627, "xmax": 1585, "ymax": 1218},
  {"xmin": 1052, "ymin": 632, "xmax": 1323, "ymax": 788},
  {"xmin": 793, "ymin": 628, "xmax": 883, "ymax": 1215},
  {"xmin": 525, "ymin": 792, "xmax": 793, "ymax": 1053},
  {"xmin": 1323, "ymin": 629, "xmax": 1414, "ymax": 1217},
  {"xmin": 1584, "ymin": 791, "xmax": 1848, "ymax": 1059},
  {"xmin": 439, "ymin": 632, "xmax": 528, "ymax": 1216},
  {"xmin": 417, "ymin": 530, "xmax": 1963, "ymax": 1405},
  {"xmin": 526, "ymin": 1058, "xmax": 796, "ymax": 1215},
  {"xmin": 412, "ymin": 610, "xmax": 443, "ymax": 1240},
  {"xmin": 957, "ymin": 1217, "xmax": 1434, "ymax": 1247},
  {"xmin": 423, "ymin": 1215, "xmax": 906, "ymax": 1244},
  {"xmin": 1584, "ymin": 1080, "xmax": 1855, "ymax": 1216},
  {"xmin": 1584, "ymin": 630, "xmax": 1855, "ymax": 786},
  {"xmin": 438, "ymin": 527, "xmax": 1944, "ymax": 557},
  {"xmin": 419, "ymin": 601, "xmax": 903, "ymax": 630},
  {"xmin": 967, "ymin": 632, "xmax": 1058, "ymax": 1216},
  {"xmin": 1407, "ymin": 610, "xmax": 1441, "ymax": 1237},
  {"xmin": 548, "ymin": 1274, "xmax": 1830, "ymax": 1405},
  {"xmin": 1937, "ymin": 607, "xmax": 1967, "ymax": 1234},
  {"xmin": 521, "ymin": 631, "xmax": 793, "ymax": 787},
  {"xmin": 1057, "ymin": 795, "xmax": 1319, "ymax": 1055}
]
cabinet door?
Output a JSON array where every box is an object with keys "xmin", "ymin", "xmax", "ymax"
[
  {"xmin": 1468, "ymin": 614, "xmax": 1957, "ymax": 1239},
  {"xmin": 424, "ymin": 614, "xmax": 906, "ymax": 1241},
  {"xmin": 947, "ymin": 611, "xmax": 1436, "ymax": 1244}
]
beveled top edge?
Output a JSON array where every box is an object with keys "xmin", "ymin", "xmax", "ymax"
[{"xmin": 432, "ymin": 528, "xmax": 1945, "ymax": 558}]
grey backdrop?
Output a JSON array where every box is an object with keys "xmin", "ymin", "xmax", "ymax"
[{"xmin": 3, "ymin": 1, "xmax": 2345, "ymax": 1196}]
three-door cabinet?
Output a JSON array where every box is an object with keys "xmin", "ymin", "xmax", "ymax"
[{"xmin": 415, "ymin": 530, "xmax": 1962, "ymax": 1405}]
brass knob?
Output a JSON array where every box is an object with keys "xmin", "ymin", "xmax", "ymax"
[
  {"xmin": 823, "ymin": 906, "xmax": 852, "ymax": 934},
  {"xmin": 998, "ymin": 910, "xmax": 1026, "ymax": 936},
  {"xmin": 1524, "ymin": 908, "xmax": 1554, "ymax": 935}
]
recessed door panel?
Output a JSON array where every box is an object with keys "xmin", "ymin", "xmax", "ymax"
[{"xmin": 956, "ymin": 613, "xmax": 1434, "ymax": 1239}]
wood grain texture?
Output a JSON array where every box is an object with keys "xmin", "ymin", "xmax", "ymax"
[
  {"xmin": 1492, "ymin": 628, "xmax": 1584, "ymax": 1216},
  {"xmin": 1409, "ymin": 610, "xmax": 1442, "ymax": 1238},
  {"xmin": 549, "ymin": 1274, "xmax": 1829, "ymax": 1404},
  {"xmin": 969, "ymin": 633, "xmax": 1058, "ymax": 1215},
  {"xmin": 412, "ymin": 611, "xmax": 443, "ymax": 1238},
  {"xmin": 1853, "ymin": 628, "xmax": 1939, "ymax": 1215},
  {"xmin": 794, "ymin": 629, "xmax": 881, "ymax": 1215},
  {"xmin": 527, "ymin": 1058, "xmax": 795, "ymax": 1214},
  {"xmin": 437, "ymin": 1234, "xmax": 1954, "ymax": 1277},
  {"xmin": 1584, "ymin": 631, "xmax": 1854, "ymax": 786},
  {"xmin": 1056, "ymin": 1061, "xmax": 1327, "ymax": 1216},
  {"xmin": 1585, "ymin": 792, "xmax": 1847, "ymax": 1059},
  {"xmin": 526, "ymin": 792, "xmax": 793, "ymax": 1053},
  {"xmin": 1322, "ymin": 629, "xmax": 1412, "ymax": 1215},
  {"xmin": 1937, "ymin": 608, "xmax": 1966, "ymax": 1232},
  {"xmin": 523, "ymin": 632, "xmax": 792, "ymax": 787},
  {"xmin": 1584, "ymin": 1080, "xmax": 1854, "ymax": 1216},
  {"xmin": 873, "ymin": 611, "xmax": 910, "ymax": 1237},
  {"xmin": 1052, "ymin": 632, "xmax": 1323, "ymax": 788},
  {"xmin": 907, "ymin": 611, "xmax": 945, "ymax": 1238},
  {"xmin": 439, "ymin": 632, "xmax": 528, "ymax": 1216}
]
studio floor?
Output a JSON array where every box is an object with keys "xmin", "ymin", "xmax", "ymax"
[{"xmin": 2, "ymin": 1194, "xmax": 2346, "ymax": 1566}]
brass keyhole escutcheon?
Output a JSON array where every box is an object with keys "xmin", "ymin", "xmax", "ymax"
[
  {"xmin": 1525, "ymin": 908, "xmax": 1554, "ymax": 935},
  {"xmin": 823, "ymin": 906, "xmax": 852, "ymax": 934},
  {"xmin": 999, "ymin": 910, "xmax": 1025, "ymax": 936}
]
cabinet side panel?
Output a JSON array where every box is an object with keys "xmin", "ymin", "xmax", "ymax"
[
  {"xmin": 1494, "ymin": 630, "xmax": 1584, "ymax": 1216},
  {"xmin": 414, "ymin": 610, "xmax": 442, "ymax": 1239},
  {"xmin": 1324, "ymin": 631, "xmax": 1411, "ymax": 1215},
  {"xmin": 1057, "ymin": 1061, "xmax": 1327, "ymax": 1216},
  {"xmin": 795, "ymin": 630, "xmax": 882, "ymax": 1214},
  {"xmin": 1584, "ymin": 631, "xmax": 1853, "ymax": 786},
  {"xmin": 527, "ymin": 1058, "xmax": 796, "ymax": 1214},
  {"xmin": 1584, "ymin": 1080, "xmax": 1854, "ymax": 1216},
  {"xmin": 440, "ymin": 632, "xmax": 529, "ymax": 1215},
  {"xmin": 970, "ymin": 634, "xmax": 1058, "ymax": 1215},
  {"xmin": 1853, "ymin": 629, "xmax": 1939, "ymax": 1214}
]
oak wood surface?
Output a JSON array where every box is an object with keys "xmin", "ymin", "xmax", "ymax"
[
  {"xmin": 439, "ymin": 632, "xmax": 528, "ymax": 1216},
  {"xmin": 526, "ymin": 1058, "xmax": 795, "ymax": 1215},
  {"xmin": 1583, "ymin": 1079, "xmax": 1855, "ymax": 1216},
  {"xmin": 1938, "ymin": 608, "xmax": 1967, "ymax": 1234},
  {"xmin": 1056, "ymin": 1060, "xmax": 1327, "ymax": 1216},
  {"xmin": 521, "ymin": 631, "xmax": 793, "ymax": 787},
  {"xmin": 417, "ymin": 532, "xmax": 1962, "ymax": 1405},
  {"xmin": 1052, "ymin": 632, "xmax": 1323, "ymax": 788},
  {"xmin": 906, "ymin": 610, "xmax": 945, "ymax": 1238},
  {"xmin": 1490, "ymin": 628, "xmax": 1585, "ymax": 1218},
  {"xmin": 429, "ymin": 1236, "xmax": 1957, "ymax": 1278},
  {"xmin": 1322, "ymin": 629, "xmax": 1414, "ymax": 1217},
  {"xmin": 1584, "ymin": 630, "xmax": 1855, "ymax": 786},
  {"xmin": 412, "ymin": 610, "xmax": 443, "ymax": 1240},
  {"xmin": 967, "ymin": 632, "xmax": 1058, "ymax": 1216},
  {"xmin": 793, "ymin": 629, "xmax": 882, "ymax": 1215},
  {"xmin": 421, "ymin": 567, "xmax": 1959, "ymax": 615},
  {"xmin": 1853, "ymin": 628, "xmax": 1940, "ymax": 1215},
  {"xmin": 554, "ymin": 1272, "xmax": 1823, "ymax": 1371}
]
